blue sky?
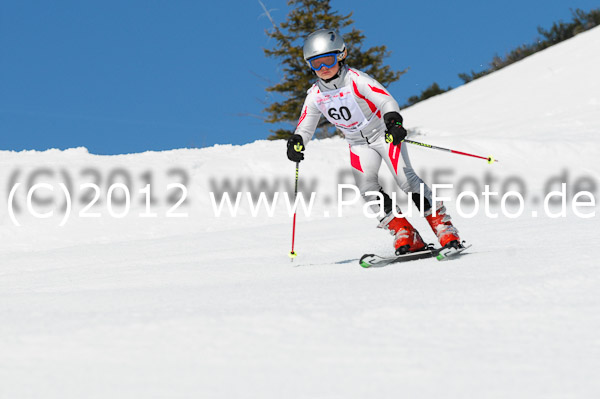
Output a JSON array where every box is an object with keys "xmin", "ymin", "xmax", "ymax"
[{"xmin": 1, "ymin": 0, "xmax": 598, "ymax": 154}]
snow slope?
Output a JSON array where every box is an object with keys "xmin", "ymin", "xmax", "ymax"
[{"xmin": 1, "ymin": 27, "xmax": 599, "ymax": 399}]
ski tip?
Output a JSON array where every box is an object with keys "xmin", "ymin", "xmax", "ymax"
[
  {"xmin": 359, "ymin": 254, "xmax": 374, "ymax": 268},
  {"xmin": 436, "ymin": 241, "xmax": 471, "ymax": 261}
]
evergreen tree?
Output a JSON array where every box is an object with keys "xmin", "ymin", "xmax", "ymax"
[
  {"xmin": 458, "ymin": 7, "xmax": 600, "ymax": 84},
  {"xmin": 403, "ymin": 82, "xmax": 451, "ymax": 108},
  {"xmin": 263, "ymin": 0, "xmax": 406, "ymax": 140}
]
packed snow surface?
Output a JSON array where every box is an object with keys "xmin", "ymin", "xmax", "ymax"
[{"xmin": 1, "ymin": 27, "xmax": 599, "ymax": 398}]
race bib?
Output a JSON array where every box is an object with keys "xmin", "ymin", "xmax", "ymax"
[{"xmin": 314, "ymin": 85, "xmax": 372, "ymax": 134}]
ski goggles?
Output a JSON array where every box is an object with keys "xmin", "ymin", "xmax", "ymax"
[{"xmin": 307, "ymin": 52, "xmax": 339, "ymax": 71}]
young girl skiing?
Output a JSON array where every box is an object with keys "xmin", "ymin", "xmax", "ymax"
[{"xmin": 286, "ymin": 29, "xmax": 462, "ymax": 255}]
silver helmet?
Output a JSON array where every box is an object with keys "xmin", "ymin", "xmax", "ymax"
[{"xmin": 303, "ymin": 29, "xmax": 347, "ymax": 67}]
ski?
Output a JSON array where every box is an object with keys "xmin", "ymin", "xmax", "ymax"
[
  {"xmin": 359, "ymin": 242, "xmax": 471, "ymax": 268},
  {"xmin": 436, "ymin": 243, "xmax": 471, "ymax": 261}
]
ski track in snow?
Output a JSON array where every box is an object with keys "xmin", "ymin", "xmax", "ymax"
[{"xmin": 1, "ymin": 26, "xmax": 600, "ymax": 399}]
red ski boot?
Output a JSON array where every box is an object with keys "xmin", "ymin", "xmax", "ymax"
[
  {"xmin": 378, "ymin": 212, "xmax": 426, "ymax": 255},
  {"xmin": 425, "ymin": 203, "xmax": 460, "ymax": 248}
]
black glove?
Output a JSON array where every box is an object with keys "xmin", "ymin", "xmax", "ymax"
[
  {"xmin": 286, "ymin": 134, "xmax": 305, "ymax": 162},
  {"xmin": 384, "ymin": 111, "xmax": 407, "ymax": 145}
]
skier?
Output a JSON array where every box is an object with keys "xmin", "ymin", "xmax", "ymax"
[{"xmin": 286, "ymin": 28, "xmax": 462, "ymax": 255}]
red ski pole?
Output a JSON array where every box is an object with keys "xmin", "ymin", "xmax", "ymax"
[
  {"xmin": 404, "ymin": 139, "xmax": 498, "ymax": 164},
  {"xmin": 289, "ymin": 161, "xmax": 300, "ymax": 261}
]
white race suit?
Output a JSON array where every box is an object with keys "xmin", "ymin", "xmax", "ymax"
[{"xmin": 293, "ymin": 65, "xmax": 433, "ymax": 215}]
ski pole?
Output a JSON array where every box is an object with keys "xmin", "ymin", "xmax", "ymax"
[
  {"xmin": 403, "ymin": 139, "xmax": 498, "ymax": 164},
  {"xmin": 289, "ymin": 161, "xmax": 300, "ymax": 261}
]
